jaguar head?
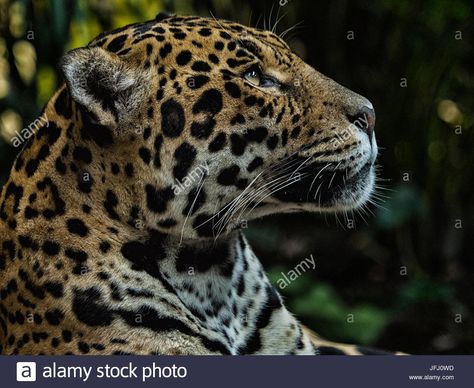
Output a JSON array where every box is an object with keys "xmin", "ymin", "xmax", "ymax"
[{"xmin": 61, "ymin": 14, "xmax": 377, "ymax": 239}]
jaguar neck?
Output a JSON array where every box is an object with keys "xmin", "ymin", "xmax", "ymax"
[
  {"xmin": 156, "ymin": 231, "xmax": 284, "ymax": 353},
  {"xmin": 120, "ymin": 229, "xmax": 244, "ymax": 290}
]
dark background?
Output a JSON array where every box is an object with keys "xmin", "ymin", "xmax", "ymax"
[{"xmin": 0, "ymin": 0, "xmax": 472, "ymax": 354}]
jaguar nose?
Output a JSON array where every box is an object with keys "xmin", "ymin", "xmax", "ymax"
[{"xmin": 346, "ymin": 105, "xmax": 376, "ymax": 141}]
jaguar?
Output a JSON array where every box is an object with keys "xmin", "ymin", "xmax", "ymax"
[{"xmin": 0, "ymin": 13, "xmax": 395, "ymax": 355}]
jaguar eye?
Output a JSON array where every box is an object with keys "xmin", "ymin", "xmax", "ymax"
[
  {"xmin": 243, "ymin": 66, "xmax": 280, "ymax": 88},
  {"xmin": 244, "ymin": 68, "xmax": 261, "ymax": 86}
]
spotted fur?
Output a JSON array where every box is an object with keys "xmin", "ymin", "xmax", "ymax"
[{"xmin": 0, "ymin": 13, "xmax": 394, "ymax": 355}]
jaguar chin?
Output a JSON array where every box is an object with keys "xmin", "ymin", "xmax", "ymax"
[{"xmin": 329, "ymin": 160, "xmax": 377, "ymax": 211}]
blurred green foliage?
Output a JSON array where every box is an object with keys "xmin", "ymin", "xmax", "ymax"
[
  {"xmin": 0, "ymin": 0, "xmax": 473, "ymax": 354},
  {"xmin": 268, "ymin": 270, "xmax": 389, "ymax": 345}
]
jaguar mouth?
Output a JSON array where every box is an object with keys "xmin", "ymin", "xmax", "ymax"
[{"xmin": 270, "ymin": 159, "xmax": 375, "ymax": 211}]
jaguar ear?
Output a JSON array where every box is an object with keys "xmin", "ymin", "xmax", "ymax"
[{"xmin": 60, "ymin": 47, "xmax": 148, "ymax": 128}]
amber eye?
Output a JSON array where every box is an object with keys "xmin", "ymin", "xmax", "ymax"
[
  {"xmin": 243, "ymin": 66, "xmax": 280, "ymax": 88},
  {"xmin": 244, "ymin": 68, "xmax": 261, "ymax": 86}
]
